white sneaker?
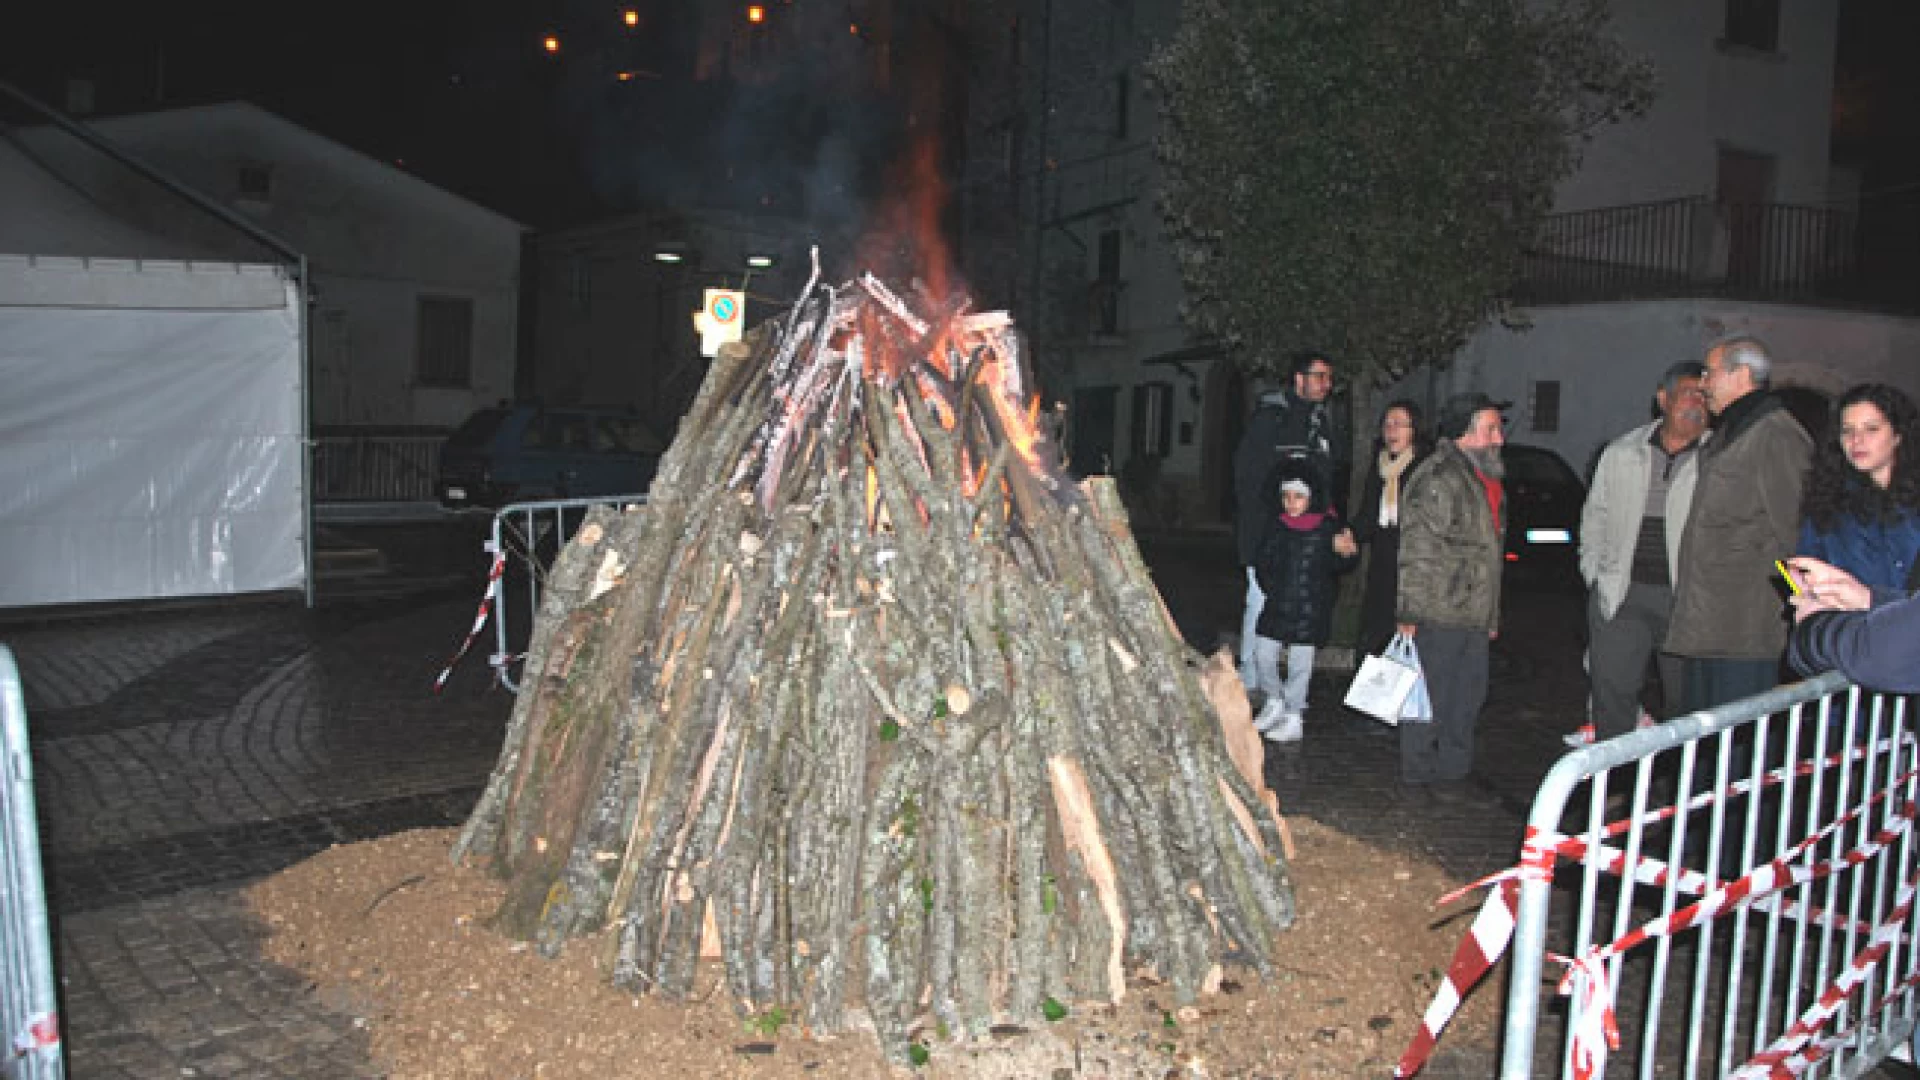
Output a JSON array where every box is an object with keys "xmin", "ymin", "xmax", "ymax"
[
  {"xmin": 1271, "ymin": 711, "xmax": 1304, "ymax": 744},
  {"xmin": 1253, "ymin": 699, "xmax": 1285, "ymax": 735}
]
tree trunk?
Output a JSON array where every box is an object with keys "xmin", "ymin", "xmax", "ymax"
[{"xmin": 453, "ymin": 269, "xmax": 1296, "ymax": 1062}]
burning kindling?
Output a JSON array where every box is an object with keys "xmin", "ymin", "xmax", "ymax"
[{"xmin": 454, "ymin": 258, "xmax": 1296, "ymax": 1063}]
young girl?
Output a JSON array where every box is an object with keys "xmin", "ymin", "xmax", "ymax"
[{"xmin": 1251, "ymin": 467, "xmax": 1359, "ymax": 742}]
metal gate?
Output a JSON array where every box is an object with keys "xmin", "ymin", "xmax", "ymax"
[
  {"xmin": 486, "ymin": 495, "xmax": 645, "ymax": 693},
  {"xmin": 1404, "ymin": 673, "xmax": 1920, "ymax": 1078},
  {"xmin": 0, "ymin": 646, "xmax": 63, "ymax": 1077}
]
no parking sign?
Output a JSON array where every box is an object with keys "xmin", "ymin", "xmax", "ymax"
[{"xmin": 693, "ymin": 288, "xmax": 745, "ymax": 357}]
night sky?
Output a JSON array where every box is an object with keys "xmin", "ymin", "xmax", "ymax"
[
  {"xmin": 5, "ymin": 2, "xmax": 1915, "ymax": 231},
  {"xmin": 2, "ymin": 0, "xmax": 931, "ymax": 230}
]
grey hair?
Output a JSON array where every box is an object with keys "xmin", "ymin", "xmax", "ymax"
[
  {"xmin": 1657, "ymin": 360, "xmax": 1704, "ymax": 397},
  {"xmin": 1707, "ymin": 334, "xmax": 1774, "ymax": 387}
]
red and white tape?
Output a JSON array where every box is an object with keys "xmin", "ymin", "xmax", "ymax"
[
  {"xmin": 433, "ymin": 546, "xmax": 506, "ymax": 693},
  {"xmin": 1731, "ymin": 873, "xmax": 1919, "ymax": 1078},
  {"xmin": 1394, "ymin": 754, "xmax": 1919, "ymax": 1079},
  {"xmin": 11, "ymin": 1011, "xmax": 57, "ymax": 1056},
  {"xmin": 1394, "ymin": 839, "xmax": 1556, "ymax": 1077}
]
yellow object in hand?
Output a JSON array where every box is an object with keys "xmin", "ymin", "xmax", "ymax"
[{"xmin": 1776, "ymin": 559, "xmax": 1803, "ymax": 596}]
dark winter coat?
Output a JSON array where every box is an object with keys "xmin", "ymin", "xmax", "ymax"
[
  {"xmin": 1666, "ymin": 392, "xmax": 1812, "ymax": 659},
  {"xmin": 1789, "ymin": 586, "xmax": 1920, "ymax": 693},
  {"xmin": 1233, "ymin": 391, "xmax": 1350, "ymax": 563},
  {"xmin": 1797, "ymin": 494, "xmax": 1920, "ymax": 593},
  {"xmin": 1395, "ymin": 440, "xmax": 1505, "ymax": 633},
  {"xmin": 1352, "ymin": 446, "xmax": 1430, "ymax": 654},
  {"xmin": 1253, "ymin": 515, "xmax": 1358, "ymax": 645}
]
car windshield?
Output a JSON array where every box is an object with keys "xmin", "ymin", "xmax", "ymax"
[
  {"xmin": 446, "ymin": 408, "xmax": 509, "ymax": 450},
  {"xmin": 1503, "ymin": 447, "xmax": 1578, "ymax": 487}
]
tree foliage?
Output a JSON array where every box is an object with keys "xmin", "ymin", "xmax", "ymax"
[{"xmin": 1148, "ymin": 0, "xmax": 1654, "ymax": 385}]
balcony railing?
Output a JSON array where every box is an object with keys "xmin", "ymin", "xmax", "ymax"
[
  {"xmin": 1512, "ymin": 196, "xmax": 1920, "ymax": 313},
  {"xmin": 310, "ymin": 435, "xmax": 443, "ymax": 502}
]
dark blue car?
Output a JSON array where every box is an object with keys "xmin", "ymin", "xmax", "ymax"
[{"xmin": 436, "ymin": 405, "xmax": 663, "ymax": 509}]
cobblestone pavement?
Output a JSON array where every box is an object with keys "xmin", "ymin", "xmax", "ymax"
[
  {"xmin": 7, "ymin": 587, "xmax": 510, "ymax": 1077},
  {"xmin": 2, "ymin": 527, "xmax": 1909, "ymax": 1077}
]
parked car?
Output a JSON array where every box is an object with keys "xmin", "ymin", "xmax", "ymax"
[
  {"xmin": 436, "ymin": 404, "xmax": 663, "ymax": 510},
  {"xmin": 1501, "ymin": 443, "xmax": 1585, "ymax": 588}
]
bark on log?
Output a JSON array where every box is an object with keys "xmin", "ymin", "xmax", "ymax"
[{"xmin": 454, "ymin": 267, "xmax": 1295, "ymax": 1063}]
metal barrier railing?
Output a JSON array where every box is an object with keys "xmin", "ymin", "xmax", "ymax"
[
  {"xmin": 487, "ymin": 495, "xmax": 646, "ymax": 693},
  {"xmin": 1482, "ymin": 674, "xmax": 1918, "ymax": 1078},
  {"xmin": 310, "ymin": 435, "xmax": 443, "ymax": 502},
  {"xmin": 0, "ymin": 646, "xmax": 63, "ymax": 1077}
]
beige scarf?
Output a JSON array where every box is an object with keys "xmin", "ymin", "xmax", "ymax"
[{"xmin": 1377, "ymin": 448, "xmax": 1415, "ymax": 527}]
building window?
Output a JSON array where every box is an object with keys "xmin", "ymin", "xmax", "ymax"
[
  {"xmin": 1530, "ymin": 379, "xmax": 1561, "ymax": 434},
  {"xmin": 1092, "ymin": 229, "xmax": 1122, "ymax": 336},
  {"xmin": 1723, "ymin": 0, "xmax": 1779, "ymax": 52},
  {"xmin": 237, "ymin": 164, "xmax": 273, "ymax": 200},
  {"xmin": 1131, "ymin": 381, "xmax": 1172, "ymax": 458},
  {"xmin": 567, "ymin": 255, "xmax": 591, "ymax": 314},
  {"xmin": 416, "ymin": 296, "xmax": 474, "ymax": 389}
]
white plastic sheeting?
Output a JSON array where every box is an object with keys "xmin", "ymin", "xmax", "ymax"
[{"xmin": 0, "ymin": 256, "xmax": 305, "ymax": 607}]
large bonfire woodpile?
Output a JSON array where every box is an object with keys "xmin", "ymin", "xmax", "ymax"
[{"xmin": 453, "ymin": 260, "xmax": 1295, "ymax": 1062}]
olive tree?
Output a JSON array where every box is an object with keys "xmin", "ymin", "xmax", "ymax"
[{"xmin": 1149, "ymin": 0, "xmax": 1655, "ymax": 391}]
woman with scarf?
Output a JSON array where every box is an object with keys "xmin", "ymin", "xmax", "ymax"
[{"xmin": 1352, "ymin": 400, "xmax": 1431, "ymax": 657}]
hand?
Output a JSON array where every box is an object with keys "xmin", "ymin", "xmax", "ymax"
[
  {"xmin": 1786, "ymin": 557, "xmax": 1871, "ymax": 616},
  {"xmin": 1333, "ymin": 529, "xmax": 1358, "ymax": 557},
  {"xmin": 1397, "ymin": 622, "xmax": 1417, "ymax": 638}
]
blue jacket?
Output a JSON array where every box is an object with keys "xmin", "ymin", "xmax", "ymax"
[
  {"xmin": 1798, "ymin": 507, "xmax": 1920, "ymax": 593},
  {"xmin": 1789, "ymin": 587, "xmax": 1920, "ymax": 693}
]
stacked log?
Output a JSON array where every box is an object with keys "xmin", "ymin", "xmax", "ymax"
[{"xmin": 454, "ymin": 264, "xmax": 1295, "ymax": 1062}]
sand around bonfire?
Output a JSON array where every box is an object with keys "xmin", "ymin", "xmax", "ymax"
[{"xmin": 246, "ymin": 821, "xmax": 1497, "ymax": 1079}]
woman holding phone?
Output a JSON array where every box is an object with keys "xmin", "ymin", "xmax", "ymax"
[{"xmin": 1797, "ymin": 384, "xmax": 1920, "ymax": 592}]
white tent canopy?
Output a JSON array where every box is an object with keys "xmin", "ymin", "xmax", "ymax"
[{"xmin": 0, "ymin": 254, "xmax": 305, "ymax": 607}]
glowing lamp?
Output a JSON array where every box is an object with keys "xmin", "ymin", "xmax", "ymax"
[{"xmin": 747, "ymin": 4, "xmax": 765, "ymax": 23}]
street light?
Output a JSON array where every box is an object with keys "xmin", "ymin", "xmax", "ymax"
[
  {"xmin": 746, "ymin": 254, "xmax": 777, "ymax": 269},
  {"xmin": 542, "ymin": 34, "xmax": 561, "ymax": 55}
]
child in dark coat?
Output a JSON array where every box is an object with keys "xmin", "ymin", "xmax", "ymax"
[{"xmin": 1251, "ymin": 467, "xmax": 1359, "ymax": 742}]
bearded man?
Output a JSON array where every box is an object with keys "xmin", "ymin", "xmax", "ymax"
[{"xmin": 1394, "ymin": 392, "xmax": 1508, "ymax": 790}]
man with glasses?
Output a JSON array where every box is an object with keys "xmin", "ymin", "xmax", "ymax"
[
  {"xmin": 1233, "ymin": 352, "xmax": 1354, "ymax": 692},
  {"xmin": 1665, "ymin": 335, "xmax": 1812, "ymax": 712},
  {"xmin": 1567, "ymin": 362, "xmax": 1709, "ymax": 746}
]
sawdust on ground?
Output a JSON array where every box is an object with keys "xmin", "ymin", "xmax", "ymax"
[{"xmin": 247, "ymin": 820, "xmax": 1497, "ymax": 1079}]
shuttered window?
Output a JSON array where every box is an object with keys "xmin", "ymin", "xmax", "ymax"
[{"xmin": 416, "ymin": 296, "xmax": 474, "ymax": 389}]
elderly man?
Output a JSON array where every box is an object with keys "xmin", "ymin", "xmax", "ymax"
[
  {"xmin": 1665, "ymin": 335, "xmax": 1812, "ymax": 712},
  {"xmin": 1233, "ymin": 352, "xmax": 1354, "ymax": 690},
  {"xmin": 1568, "ymin": 361, "xmax": 1710, "ymax": 746},
  {"xmin": 1395, "ymin": 392, "xmax": 1507, "ymax": 787}
]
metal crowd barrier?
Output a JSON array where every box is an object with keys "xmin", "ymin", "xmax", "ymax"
[
  {"xmin": 0, "ymin": 646, "xmax": 63, "ymax": 1077},
  {"xmin": 1491, "ymin": 673, "xmax": 1918, "ymax": 1078},
  {"xmin": 487, "ymin": 495, "xmax": 646, "ymax": 693}
]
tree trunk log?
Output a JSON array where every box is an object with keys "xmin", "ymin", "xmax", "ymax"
[{"xmin": 454, "ymin": 271, "xmax": 1296, "ymax": 1063}]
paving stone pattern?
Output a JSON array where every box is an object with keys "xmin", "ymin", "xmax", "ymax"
[
  {"xmin": 2, "ymin": 533, "xmax": 1908, "ymax": 1078},
  {"xmin": 6, "ymin": 592, "xmax": 510, "ymax": 1077}
]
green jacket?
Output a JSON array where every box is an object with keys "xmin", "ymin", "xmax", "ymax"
[
  {"xmin": 1665, "ymin": 393, "xmax": 1811, "ymax": 660},
  {"xmin": 1396, "ymin": 440, "xmax": 1506, "ymax": 633}
]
